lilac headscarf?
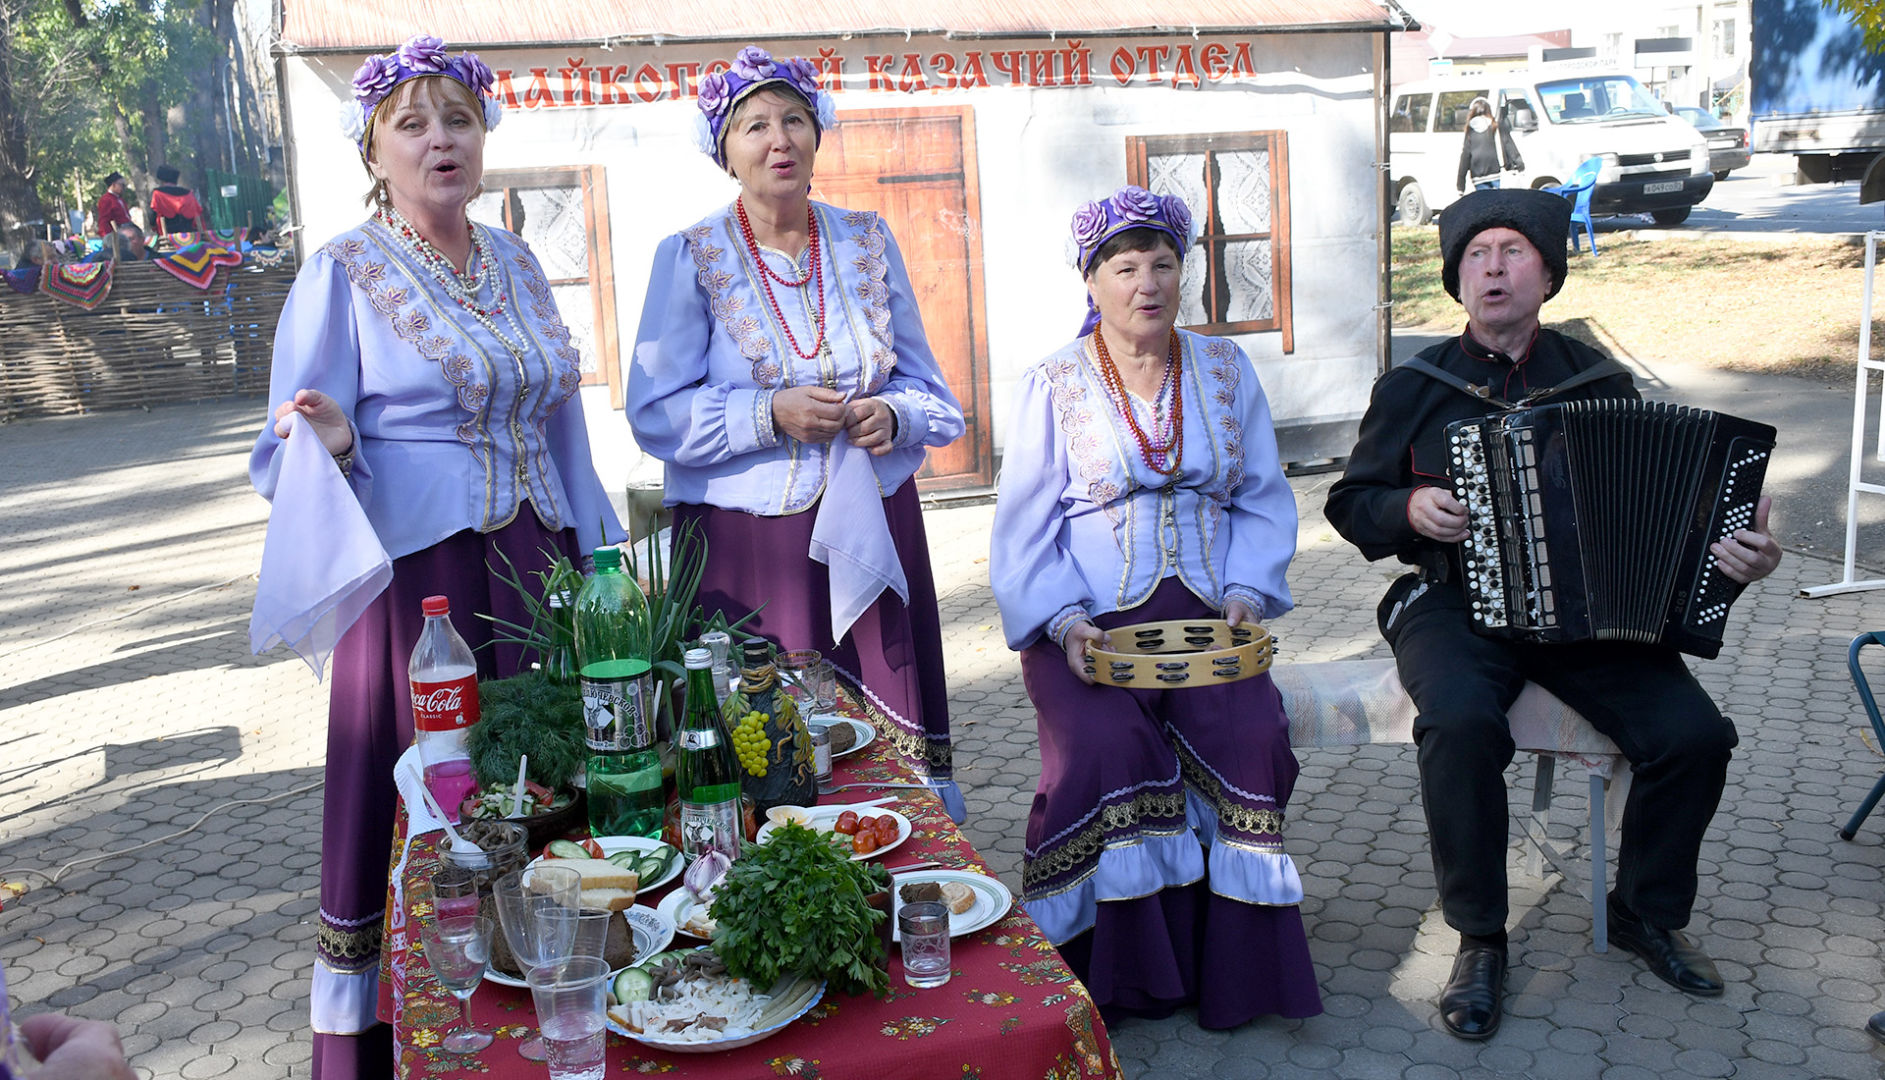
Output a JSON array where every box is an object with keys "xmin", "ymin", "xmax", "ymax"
[
  {"xmin": 1070, "ymin": 186, "xmax": 1199, "ymax": 337},
  {"xmin": 693, "ymin": 46, "xmax": 839, "ymax": 169},
  {"xmin": 338, "ymin": 35, "xmax": 502, "ymax": 154}
]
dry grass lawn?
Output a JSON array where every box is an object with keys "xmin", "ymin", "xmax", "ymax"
[{"xmin": 1392, "ymin": 229, "xmax": 1879, "ymax": 379}]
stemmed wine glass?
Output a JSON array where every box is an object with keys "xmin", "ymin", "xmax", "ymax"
[
  {"xmin": 430, "ymin": 864, "xmax": 480, "ymax": 921},
  {"xmin": 493, "ymin": 864, "xmax": 580, "ymax": 1061},
  {"xmin": 417, "ymin": 915, "xmax": 495, "ymax": 1054}
]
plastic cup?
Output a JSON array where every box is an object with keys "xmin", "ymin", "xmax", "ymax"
[
  {"xmin": 540, "ymin": 906, "xmax": 613, "ymax": 966},
  {"xmin": 806, "ymin": 659, "xmax": 839, "ymax": 711},
  {"xmin": 898, "ymin": 900, "xmax": 952, "ymax": 989},
  {"xmin": 527, "ymin": 956, "xmax": 611, "ymax": 1080}
]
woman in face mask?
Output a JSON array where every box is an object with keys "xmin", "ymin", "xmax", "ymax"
[{"xmin": 1457, "ymin": 96, "xmax": 1524, "ymax": 194}]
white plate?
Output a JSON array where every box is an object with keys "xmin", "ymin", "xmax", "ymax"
[
  {"xmin": 484, "ymin": 902, "xmax": 674, "ymax": 988},
  {"xmin": 605, "ymin": 959, "xmax": 824, "ymax": 1053},
  {"xmin": 655, "ymin": 889, "xmax": 715, "ymax": 940},
  {"xmin": 807, "ymin": 715, "xmax": 873, "ymax": 759},
  {"xmin": 755, "ymin": 806, "xmax": 910, "ymax": 861},
  {"xmin": 528, "ymin": 836, "xmax": 683, "ymax": 893},
  {"xmin": 889, "ymin": 869, "xmax": 1014, "ymax": 941}
]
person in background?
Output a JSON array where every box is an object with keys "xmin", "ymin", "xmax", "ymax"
[
  {"xmin": 626, "ymin": 44, "xmax": 968, "ymax": 816},
  {"xmin": 94, "ymin": 173, "xmax": 131, "ymax": 237},
  {"xmin": 112, "ymin": 224, "xmax": 154, "ymax": 262},
  {"xmin": 13, "ymin": 238, "xmax": 53, "ymax": 268},
  {"xmin": 1457, "ymin": 97, "xmax": 1523, "ymax": 194},
  {"xmin": 150, "ymin": 165, "xmax": 211, "ymax": 236},
  {"xmin": 989, "ymin": 186, "xmax": 1320, "ymax": 1029},
  {"xmin": 250, "ymin": 33, "xmax": 622, "ymax": 1078}
]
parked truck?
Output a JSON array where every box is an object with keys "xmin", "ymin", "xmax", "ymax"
[{"xmin": 1750, "ymin": 0, "xmax": 1885, "ymax": 183}]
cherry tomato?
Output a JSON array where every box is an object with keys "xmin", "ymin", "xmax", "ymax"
[
  {"xmin": 834, "ymin": 811, "xmax": 860, "ymax": 835},
  {"xmin": 874, "ymin": 815, "xmax": 900, "ymax": 846},
  {"xmin": 851, "ymin": 830, "xmax": 879, "ymax": 855}
]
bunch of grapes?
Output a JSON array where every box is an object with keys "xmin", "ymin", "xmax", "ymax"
[{"xmin": 732, "ymin": 711, "xmax": 769, "ymax": 777}]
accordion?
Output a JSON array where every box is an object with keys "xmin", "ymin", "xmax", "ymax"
[{"xmin": 1445, "ymin": 399, "xmax": 1775, "ymax": 659}]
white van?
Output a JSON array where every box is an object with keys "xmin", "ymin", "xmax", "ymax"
[{"xmin": 1389, "ymin": 65, "xmax": 1713, "ymax": 226}]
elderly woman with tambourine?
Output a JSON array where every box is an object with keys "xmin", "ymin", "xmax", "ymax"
[{"xmin": 989, "ymin": 187, "xmax": 1320, "ymax": 1029}]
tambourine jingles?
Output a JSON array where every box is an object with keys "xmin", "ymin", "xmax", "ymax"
[{"xmin": 1081, "ymin": 619, "xmax": 1275, "ymax": 687}]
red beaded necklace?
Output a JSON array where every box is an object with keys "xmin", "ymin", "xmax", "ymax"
[
  {"xmin": 735, "ymin": 198, "xmax": 827, "ymax": 360},
  {"xmin": 1093, "ymin": 329, "xmax": 1184, "ymax": 477}
]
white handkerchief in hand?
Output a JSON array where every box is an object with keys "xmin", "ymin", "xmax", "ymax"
[{"xmin": 248, "ymin": 411, "xmax": 392, "ymax": 680}]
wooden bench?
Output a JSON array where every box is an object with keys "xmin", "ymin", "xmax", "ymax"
[{"xmin": 1272, "ymin": 659, "xmax": 1626, "ymax": 951}]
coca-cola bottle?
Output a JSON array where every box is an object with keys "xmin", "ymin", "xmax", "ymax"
[{"xmin": 409, "ymin": 595, "xmax": 481, "ymax": 823}]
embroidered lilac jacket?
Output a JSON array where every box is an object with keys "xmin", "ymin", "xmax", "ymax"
[
  {"xmin": 626, "ymin": 202, "xmax": 964, "ymax": 515},
  {"xmin": 990, "ymin": 330, "xmax": 1296, "ymax": 651},
  {"xmin": 250, "ymin": 218, "xmax": 622, "ymax": 560}
]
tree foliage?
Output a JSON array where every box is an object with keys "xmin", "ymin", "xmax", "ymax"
[
  {"xmin": 0, "ymin": 0, "xmax": 220, "ymax": 239},
  {"xmin": 1828, "ymin": 0, "xmax": 1885, "ymax": 54}
]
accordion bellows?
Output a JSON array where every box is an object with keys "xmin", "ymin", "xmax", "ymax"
[{"xmin": 1446, "ymin": 399, "xmax": 1775, "ymax": 660}]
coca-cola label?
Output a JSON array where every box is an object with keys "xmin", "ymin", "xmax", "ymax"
[
  {"xmin": 680, "ymin": 798, "xmax": 742, "ymax": 862},
  {"xmin": 411, "ymin": 676, "xmax": 479, "ymax": 733},
  {"xmin": 581, "ymin": 674, "xmax": 652, "ymax": 752}
]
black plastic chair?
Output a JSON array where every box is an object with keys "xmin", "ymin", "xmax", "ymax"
[{"xmin": 1839, "ymin": 631, "xmax": 1885, "ymax": 840}]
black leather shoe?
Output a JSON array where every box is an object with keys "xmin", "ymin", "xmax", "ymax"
[
  {"xmin": 1606, "ymin": 898, "xmax": 1724, "ymax": 997},
  {"xmin": 1438, "ymin": 944, "xmax": 1506, "ymax": 1040},
  {"xmin": 1866, "ymin": 1010, "xmax": 1885, "ymax": 1044}
]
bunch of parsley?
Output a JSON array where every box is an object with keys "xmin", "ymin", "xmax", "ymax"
[{"xmin": 710, "ymin": 822, "xmax": 892, "ymax": 998}]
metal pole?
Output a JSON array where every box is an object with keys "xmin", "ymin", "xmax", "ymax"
[{"xmin": 1802, "ymin": 230, "xmax": 1885, "ymax": 596}]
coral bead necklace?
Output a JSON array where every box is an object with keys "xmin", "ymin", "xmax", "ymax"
[
  {"xmin": 1092, "ymin": 328, "xmax": 1184, "ymax": 477},
  {"xmin": 735, "ymin": 197, "xmax": 828, "ymax": 360}
]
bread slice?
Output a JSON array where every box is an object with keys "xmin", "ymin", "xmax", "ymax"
[
  {"xmin": 583, "ymin": 886, "xmax": 637, "ymax": 913},
  {"xmin": 940, "ymin": 881, "xmax": 975, "ymax": 915},
  {"xmin": 552, "ymin": 858, "xmax": 639, "ymax": 892}
]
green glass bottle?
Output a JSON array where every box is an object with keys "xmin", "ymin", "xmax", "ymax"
[
  {"xmin": 676, "ymin": 647, "xmax": 743, "ymax": 863},
  {"xmin": 575, "ymin": 547, "xmax": 663, "ymax": 838}
]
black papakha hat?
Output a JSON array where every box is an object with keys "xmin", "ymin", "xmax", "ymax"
[{"xmin": 1439, "ymin": 187, "xmax": 1572, "ymax": 302}]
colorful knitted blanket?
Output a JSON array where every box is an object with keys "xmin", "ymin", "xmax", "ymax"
[
  {"xmin": 155, "ymin": 243, "xmax": 244, "ymax": 290},
  {"xmin": 2, "ymin": 266, "xmax": 40, "ymax": 296},
  {"xmin": 39, "ymin": 262, "xmax": 112, "ymax": 310}
]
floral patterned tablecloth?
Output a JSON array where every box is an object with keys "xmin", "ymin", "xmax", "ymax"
[{"xmin": 380, "ymin": 684, "xmax": 1123, "ymax": 1080}]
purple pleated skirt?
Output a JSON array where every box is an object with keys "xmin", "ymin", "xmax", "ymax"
[
  {"xmin": 671, "ymin": 482, "xmax": 953, "ymax": 781},
  {"xmin": 312, "ymin": 510, "xmax": 582, "ymax": 1080},
  {"xmin": 1019, "ymin": 577, "xmax": 1322, "ymax": 1029}
]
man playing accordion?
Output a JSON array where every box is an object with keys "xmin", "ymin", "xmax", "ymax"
[{"xmin": 1326, "ymin": 188, "xmax": 1782, "ymax": 1041}]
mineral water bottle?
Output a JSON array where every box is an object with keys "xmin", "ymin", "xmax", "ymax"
[
  {"xmin": 409, "ymin": 595, "xmax": 481, "ymax": 822},
  {"xmin": 575, "ymin": 547, "xmax": 664, "ymax": 838},
  {"xmin": 676, "ymin": 647, "xmax": 742, "ymax": 863}
]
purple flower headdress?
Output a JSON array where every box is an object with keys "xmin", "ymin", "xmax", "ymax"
[
  {"xmin": 1070, "ymin": 186, "xmax": 1200, "ymax": 335},
  {"xmin": 693, "ymin": 45, "xmax": 838, "ymax": 168},
  {"xmin": 338, "ymin": 34, "xmax": 503, "ymax": 154}
]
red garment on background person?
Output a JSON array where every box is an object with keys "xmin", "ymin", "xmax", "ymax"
[
  {"xmin": 151, "ymin": 187, "xmax": 208, "ymax": 234},
  {"xmin": 95, "ymin": 191, "xmax": 130, "ymax": 235}
]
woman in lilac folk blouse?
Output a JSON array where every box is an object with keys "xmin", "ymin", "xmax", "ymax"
[
  {"xmin": 249, "ymin": 35, "xmax": 622, "ymax": 1079},
  {"xmin": 627, "ymin": 46, "xmax": 966, "ymax": 817},
  {"xmin": 990, "ymin": 188, "xmax": 1321, "ymax": 1029}
]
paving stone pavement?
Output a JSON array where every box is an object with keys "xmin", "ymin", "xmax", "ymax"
[{"xmin": 4, "ymin": 395, "xmax": 1885, "ymax": 1079}]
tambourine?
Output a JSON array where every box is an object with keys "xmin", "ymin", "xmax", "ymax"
[{"xmin": 1081, "ymin": 619, "xmax": 1275, "ymax": 687}]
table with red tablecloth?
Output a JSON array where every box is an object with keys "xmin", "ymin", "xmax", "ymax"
[{"xmin": 378, "ymin": 681, "xmax": 1124, "ymax": 1079}]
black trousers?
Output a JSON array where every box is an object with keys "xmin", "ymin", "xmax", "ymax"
[{"xmin": 1378, "ymin": 574, "xmax": 1738, "ymax": 937}]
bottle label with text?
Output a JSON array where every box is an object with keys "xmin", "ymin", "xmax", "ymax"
[
  {"xmin": 582, "ymin": 675, "xmax": 652, "ymax": 752},
  {"xmin": 411, "ymin": 676, "xmax": 480, "ymax": 733},
  {"xmin": 680, "ymin": 796, "xmax": 743, "ymax": 862}
]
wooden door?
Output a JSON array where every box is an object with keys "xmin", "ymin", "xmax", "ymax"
[{"xmin": 811, "ymin": 107, "xmax": 993, "ymax": 492}]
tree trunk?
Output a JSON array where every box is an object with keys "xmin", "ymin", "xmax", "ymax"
[{"xmin": 0, "ymin": 3, "xmax": 47, "ymax": 240}]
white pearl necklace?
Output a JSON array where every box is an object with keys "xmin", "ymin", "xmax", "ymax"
[{"xmin": 380, "ymin": 207, "xmax": 532, "ymax": 362}]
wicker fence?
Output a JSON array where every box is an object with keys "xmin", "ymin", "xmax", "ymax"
[{"xmin": 0, "ymin": 257, "xmax": 296, "ymax": 422}]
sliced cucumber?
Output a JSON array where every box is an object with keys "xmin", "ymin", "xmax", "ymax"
[
  {"xmin": 611, "ymin": 966, "xmax": 654, "ymax": 1005},
  {"xmin": 545, "ymin": 839, "xmax": 589, "ymax": 860},
  {"xmin": 607, "ymin": 850, "xmax": 640, "ymax": 869},
  {"xmin": 635, "ymin": 852, "xmax": 667, "ymax": 882}
]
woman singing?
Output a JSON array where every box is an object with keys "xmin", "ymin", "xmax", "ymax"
[
  {"xmin": 990, "ymin": 187, "xmax": 1321, "ymax": 1028},
  {"xmin": 627, "ymin": 46, "xmax": 967, "ymax": 816}
]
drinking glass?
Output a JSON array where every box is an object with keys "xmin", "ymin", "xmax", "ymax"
[
  {"xmin": 778, "ymin": 649, "xmax": 822, "ymax": 705},
  {"xmin": 898, "ymin": 900, "xmax": 952, "ymax": 989},
  {"xmin": 527, "ymin": 956, "xmax": 611, "ymax": 1080},
  {"xmin": 805, "ymin": 659, "xmax": 839, "ymax": 711},
  {"xmin": 540, "ymin": 906, "xmax": 613, "ymax": 966},
  {"xmin": 493, "ymin": 865, "xmax": 580, "ymax": 1060},
  {"xmin": 430, "ymin": 864, "xmax": 481, "ymax": 922},
  {"xmin": 417, "ymin": 915, "xmax": 494, "ymax": 1053}
]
